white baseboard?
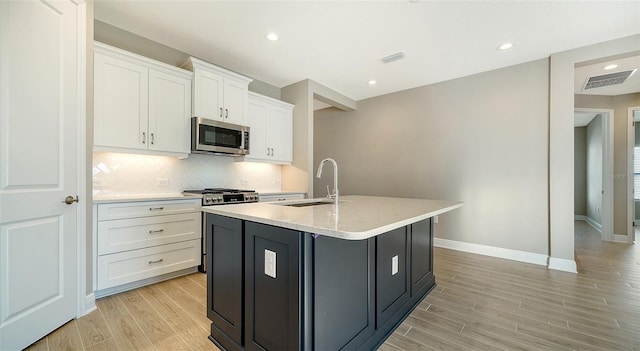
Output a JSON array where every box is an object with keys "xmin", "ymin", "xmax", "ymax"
[
  {"xmin": 614, "ymin": 234, "xmax": 630, "ymax": 243},
  {"xmin": 548, "ymin": 257, "xmax": 578, "ymax": 273},
  {"xmin": 434, "ymin": 238, "xmax": 548, "ymax": 267},
  {"xmin": 585, "ymin": 217, "xmax": 602, "ymax": 232},
  {"xmin": 81, "ymin": 293, "xmax": 96, "ymax": 317},
  {"xmin": 575, "ymin": 215, "xmax": 603, "ymax": 233}
]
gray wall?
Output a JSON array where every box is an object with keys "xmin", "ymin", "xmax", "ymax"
[
  {"xmin": 575, "ymin": 93, "xmax": 640, "ymax": 235},
  {"xmin": 574, "ymin": 127, "xmax": 587, "ymax": 216},
  {"xmin": 314, "ymin": 59, "xmax": 549, "ymax": 255},
  {"xmin": 586, "ymin": 115, "xmax": 603, "ymax": 224}
]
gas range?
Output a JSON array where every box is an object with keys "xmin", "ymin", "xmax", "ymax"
[{"xmin": 183, "ymin": 188, "xmax": 259, "ymax": 206}]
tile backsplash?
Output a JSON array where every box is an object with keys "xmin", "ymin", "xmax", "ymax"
[{"xmin": 93, "ymin": 152, "xmax": 283, "ymax": 195}]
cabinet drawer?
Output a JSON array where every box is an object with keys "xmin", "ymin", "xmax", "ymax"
[
  {"xmin": 97, "ymin": 239, "xmax": 200, "ymax": 290},
  {"xmin": 97, "ymin": 212, "xmax": 201, "ymax": 255},
  {"xmin": 97, "ymin": 199, "xmax": 201, "ymax": 220}
]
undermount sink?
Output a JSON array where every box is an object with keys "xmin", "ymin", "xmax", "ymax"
[{"xmin": 274, "ymin": 199, "xmax": 334, "ymax": 207}]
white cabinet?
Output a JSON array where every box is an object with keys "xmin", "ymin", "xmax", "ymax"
[
  {"xmin": 94, "ymin": 42, "xmax": 191, "ymax": 157},
  {"xmin": 182, "ymin": 57, "xmax": 253, "ymax": 126},
  {"xmin": 245, "ymin": 92, "xmax": 294, "ymax": 164},
  {"xmin": 94, "ymin": 198, "xmax": 202, "ymax": 296}
]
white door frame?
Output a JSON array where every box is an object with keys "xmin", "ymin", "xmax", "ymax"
[
  {"xmin": 575, "ymin": 108, "xmax": 614, "ymax": 242},
  {"xmin": 75, "ymin": 1, "xmax": 93, "ymax": 317},
  {"xmin": 627, "ymin": 106, "xmax": 640, "ymax": 244}
]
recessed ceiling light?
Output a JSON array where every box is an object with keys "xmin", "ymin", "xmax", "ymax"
[
  {"xmin": 497, "ymin": 43, "xmax": 513, "ymax": 51},
  {"xmin": 368, "ymin": 80, "xmax": 377, "ymax": 85},
  {"xmin": 266, "ymin": 32, "xmax": 278, "ymax": 41},
  {"xmin": 604, "ymin": 64, "xmax": 618, "ymax": 70}
]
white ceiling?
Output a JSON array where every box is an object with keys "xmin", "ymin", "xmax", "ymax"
[{"xmin": 94, "ymin": 1, "xmax": 640, "ymax": 101}]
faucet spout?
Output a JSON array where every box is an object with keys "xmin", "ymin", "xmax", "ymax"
[{"xmin": 316, "ymin": 158, "xmax": 339, "ymax": 205}]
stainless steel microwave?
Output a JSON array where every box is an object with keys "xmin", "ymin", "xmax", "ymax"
[{"xmin": 191, "ymin": 117, "xmax": 250, "ymax": 156}]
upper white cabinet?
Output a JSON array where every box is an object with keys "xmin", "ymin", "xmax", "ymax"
[
  {"xmin": 245, "ymin": 92, "xmax": 294, "ymax": 164},
  {"xmin": 182, "ymin": 57, "xmax": 253, "ymax": 126},
  {"xmin": 94, "ymin": 42, "xmax": 191, "ymax": 157}
]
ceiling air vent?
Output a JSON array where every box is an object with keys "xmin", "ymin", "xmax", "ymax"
[
  {"xmin": 380, "ymin": 51, "xmax": 407, "ymax": 64},
  {"xmin": 583, "ymin": 69, "xmax": 637, "ymax": 90}
]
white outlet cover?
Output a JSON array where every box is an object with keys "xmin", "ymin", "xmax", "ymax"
[
  {"xmin": 392, "ymin": 255, "xmax": 399, "ymax": 275},
  {"xmin": 265, "ymin": 249, "xmax": 276, "ymax": 278}
]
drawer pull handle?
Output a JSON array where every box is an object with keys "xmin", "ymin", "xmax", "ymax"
[
  {"xmin": 149, "ymin": 207, "xmax": 164, "ymax": 211},
  {"xmin": 148, "ymin": 258, "xmax": 164, "ymax": 264},
  {"xmin": 149, "ymin": 229, "xmax": 164, "ymax": 234}
]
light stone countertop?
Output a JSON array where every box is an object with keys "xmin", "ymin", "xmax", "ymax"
[
  {"xmin": 92, "ymin": 193, "xmax": 200, "ymax": 204},
  {"xmin": 202, "ymin": 195, "xmax": 463, "ymax": 240}
]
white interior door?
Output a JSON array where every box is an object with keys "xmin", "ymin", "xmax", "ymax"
[{"xmin": 0, "ymin": 1, "xmax": 81, "ymax": 350}]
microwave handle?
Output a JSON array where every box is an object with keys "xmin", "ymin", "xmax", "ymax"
[{"xmin": 240, "ymin": 131, "xmax": 246, "ymax": 150}]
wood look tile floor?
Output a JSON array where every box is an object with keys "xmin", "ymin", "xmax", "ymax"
[{"xmin": 25, "ymin": 221, "xmax": 640, "ymax": 351}]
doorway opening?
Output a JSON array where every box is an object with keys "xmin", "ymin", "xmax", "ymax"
[{"xmin": 574, "ymin": 108, "xmax": 614, "ymax": 242}]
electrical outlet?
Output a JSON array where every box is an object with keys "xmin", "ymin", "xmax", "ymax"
[
  {"xmin": 240, "ymin": 179, "xmax": 249, "ymax": 186},
  {"xmin": 264, "ymin": 249, "xmax": 276, "ymax": 278},
  {"xmin": 392, "ymin": 255, "xmax": 399, "ymax": 275},
  {"xmin": 434, "ymin": 215, "xmax": 439, "ymax": 224},
  {"xmin": 156, "ymin": 178, "xmax": 169, "ymax": 186}
]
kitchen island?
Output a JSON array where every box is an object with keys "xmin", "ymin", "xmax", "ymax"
[{"xmin": 202, "ymin": 195, "xmax": 462, "ymax": 351}]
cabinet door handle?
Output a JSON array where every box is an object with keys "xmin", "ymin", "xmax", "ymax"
[
  {"xmin": 151, "ymin": 133, "xmax": 155, "ymax": 145},
  {"xmin": 225, "ymin": 108, "xmax": 229, "ymax": 118},
  {"xmin": 148, "ymin": 258, "xmax": 164, "ymax": 264},
  {"xmin": 142, "ymin": 132, "xmax": 146, "ymax": 144},
  {"xmin": 148, "ymin": 229, "xmax": 164, "ymax": 234},
  {"xmin": 149, "ymin": 207, "xmax": 164, "ymax": 211},
  {"xmin": 219, "ymin": 107, "xmax": 223, "ymax": 118}
]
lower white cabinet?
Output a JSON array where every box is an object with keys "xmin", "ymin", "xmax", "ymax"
[
  {"xmin": 94, "ymin": 198, "xmax": 202, "ymax": 294},
  {"xmin": 97, "ymin": 239, "xmax": 200, "ymax": 290}
]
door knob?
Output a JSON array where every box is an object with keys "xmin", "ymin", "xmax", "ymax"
[{"xmin": 64, "ymin": 195, "xmax": 79, "ymax": 205}]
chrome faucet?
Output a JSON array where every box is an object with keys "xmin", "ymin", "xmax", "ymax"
[{"xmin": 316, "ymin": 158, "xmax": 338, "ymax": 204}]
